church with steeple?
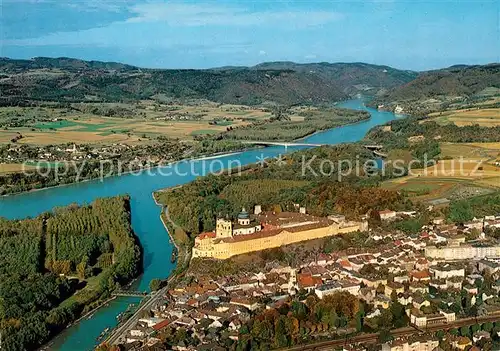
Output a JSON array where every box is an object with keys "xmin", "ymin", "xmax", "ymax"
[{"xmin": 215, "ymin": 208, "xmax": 262, "ymax": 238}]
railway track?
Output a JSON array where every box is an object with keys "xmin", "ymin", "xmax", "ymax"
[{"xmin": 281, "ymin": 312, "xmax": 500, "ymax": 351}]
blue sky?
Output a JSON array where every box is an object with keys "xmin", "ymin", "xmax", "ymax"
[{"xmin": 1, "ymin": 0, "xmax": 499, "ymax": 70}]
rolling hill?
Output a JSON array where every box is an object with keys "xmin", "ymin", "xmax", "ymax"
[
  {"xmin": 251, "ymin": 61, "xmax": 418, "ymax": 95},
  {"xmin": 0, "ymin": 57, "xmax": 418, "ymax": 106},
  {"xmin": 373, "ymin": 63, "xmax": 500, "ymax": 114}
]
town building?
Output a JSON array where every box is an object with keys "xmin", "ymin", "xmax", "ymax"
[
  {"xmin": 382, "ymin": 335, "xmax": 439, "ymax": 351},
  {"xmin": 314, "ymin": 281, "xmax": 360, "ymax": 299},
  {"xmin": 379, "ymin": 209, "xmax": 397, "ymax": 221},
  {"xmin": 425, "ymin": 244, "xmax": 500, "ymax": 260},
  {"xmin": 430, "ymin": 263, "xmax": 465, "ymax": 279}
]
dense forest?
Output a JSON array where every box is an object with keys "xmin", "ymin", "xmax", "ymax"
[
  {"xmin": 0, "ymin": 196, "xmax": 141, "ymax": 351},
  {"xmin": 155, "ymin": 144, "xmax": 411, "ymax": 235},
  {"xmin": 220, "ymin": 108, "xmax": 370, "ymax": 141},
  {"xmin": 252, "ymin": 61, "xmax": 418, "ymax": 95}
]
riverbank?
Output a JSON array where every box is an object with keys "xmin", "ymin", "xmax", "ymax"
[
  {"xmin": 0, "ymin": 108, "xmax": 373, "ymax": 198},
  {"xmin": 0, "ymin": 99, "xmax": 401, "ymax": 351},
  {"xmin": 159, "ymin": 207, "xmax": 192, "ymax": 274},
  {"xmin": 101, "ymin": 199, "xmax": 192, "ymax": 346},
  {"xmin": 0, "ymin": 145, "xmax": 259, "ymax": 198},
  {"xmin": 73, "ymin": 296, "xmax": 117, "ymax": 325}
]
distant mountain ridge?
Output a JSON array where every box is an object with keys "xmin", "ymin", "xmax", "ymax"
[
  {"xmin": 250, "ymin": 61, "xmax": 418, "ymax": 95},
  {"xmin": 0, "ymin": 57, "xmax": 418, "ymax": 106},
  {"xmin": 375, "ymin": 63, "xmax": 500, "ymax": 103},
  {"xmin": 0, "ymin": 56, "xmax": 136, "ymax": 72}
]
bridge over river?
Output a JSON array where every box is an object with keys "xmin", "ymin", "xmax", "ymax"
[
  {"xmin": 241, "ymin": 141, "xmax": 387, "ymax": 156},
  {"xmin": 112, "ymin": 290, "xmax": 150, "ymax": 298},
  {"xmin": 240, "ymin": 140, "xmax": 325, "ymax": 148}
]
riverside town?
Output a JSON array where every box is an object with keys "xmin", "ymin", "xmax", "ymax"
[{"xmin": 1, "ymin": 1, "xmax": 500, "ymax": 351}]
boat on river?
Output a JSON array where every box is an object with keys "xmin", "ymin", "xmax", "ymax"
[
  {"xmin": 171, "ymin": 247, "xmax": 178, "ymax": 263},
  {"xmin": 96, "ymin": 327, "xmax": 110, "ymax": 341}
]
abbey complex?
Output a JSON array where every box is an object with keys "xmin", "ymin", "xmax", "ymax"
[{"xmin": 192, "ymin": 206, "xmax": 369, "ymax": 259}]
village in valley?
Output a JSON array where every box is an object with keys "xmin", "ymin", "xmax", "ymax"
[{"xmin": 113, "ymin": 203, "xmax": 500, "ymax": 351}]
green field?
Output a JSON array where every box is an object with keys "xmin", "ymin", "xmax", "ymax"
[
  {"xmin": 35, "ymin": 120, "xmax": 115, "ymax": 132},
  {"xmin": 1, "ymin": 102, "xmax": 267, "ymax": 145},
  {"xmin": 34, "ymin": 120, "xmax": 80, "ymax": 130}
]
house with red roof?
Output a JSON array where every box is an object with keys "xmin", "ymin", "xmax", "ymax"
[{"xmin": 297, "ymin": 273, "xmax": 322, "ymax": 292}]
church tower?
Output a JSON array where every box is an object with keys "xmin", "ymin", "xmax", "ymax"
[{"xmin": 216, "ymin": 218, "xmax": 233, "ymax": 238}]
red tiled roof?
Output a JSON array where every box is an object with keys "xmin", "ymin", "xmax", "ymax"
[
  {"xmin": 313, "ymin": 277, "xmax": 322, "ymax": 285},
  {"xmin": 153, "ymin": 319, "xmax": 171, "ymax": 331},
  {"xmin": 339, "ymin": 259, "xmax": 351, "ymax": 268},
  {"xmin": 318, "ymin": 253, "xmax": 330, "ymax": 260},
  {"xmin": 198, "ymin": 231, "xmax": 216, "ymax": 240},
  {"xmin": 410, "ymin": 270, "xmax": 430, "ymax": 280},
  {"xmin": 297, "ymin": 273, "xmax": 321, "ymax": 288},
  {"xmin": 297, "ymin": 273, "xmax": 314, "ymax": 287}
]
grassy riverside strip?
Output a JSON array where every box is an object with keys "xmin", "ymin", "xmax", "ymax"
[
  {"xmin": 160, "ymin": 209, "xmax": 192, "ymax": 278},
  {"xmin": 154, "ymin": 190, "xmax": 194, "ymax": 283}
]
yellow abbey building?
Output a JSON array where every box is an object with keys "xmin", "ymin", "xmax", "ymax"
[{"xmin": 192, "ymin": 207, "xmax": 368, "ymax": 260}]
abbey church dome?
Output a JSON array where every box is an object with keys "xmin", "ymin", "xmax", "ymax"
[{"xmin": 237, "ymin": 208, "xmax": 250, "ymax": 219}]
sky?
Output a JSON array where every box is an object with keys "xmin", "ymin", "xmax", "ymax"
[{"xmin": 1, "ymin": 0, "xmax": 499, "ymax": 70}]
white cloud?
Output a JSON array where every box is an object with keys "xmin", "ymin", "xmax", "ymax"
[
  {"xmin": 259, "ymin": 50, "xmax": 266, "ymax": 56},
  {"xmin": 126, "ymin": 3, "xmax": 343, "ymax": 27},
  {"xmin": 2, "ymin": 2, "xmax": 343, "ymax": 51},
  {"xmin": 63, "ymin": 0, "xmax": 126, "ymax": 13},
  {"xmin": 2, "ymin": 0, "xmax": 128, "ymax": 11}
]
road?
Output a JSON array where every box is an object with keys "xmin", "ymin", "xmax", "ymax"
[
  {"xmin": 105, "ymin": 286, "xmax": 165, "ymax": 345},
  {"xmin": 282, "ymin": 312, "xmax": 500, "ymax": 351}
]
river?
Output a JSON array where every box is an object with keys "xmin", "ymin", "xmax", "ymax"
[{"xmin": 0, "ymin": 99, "xmax": 400, "ymax": 350}]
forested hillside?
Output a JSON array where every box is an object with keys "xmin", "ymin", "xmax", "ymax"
[
  {"xmin": 448, "ymin": 193, "xmax": 500, "ymax": 223},
  {"xmin": 155, "ymin": 144, "xmax": 411, "ymax": 235},
  {"xmin": 0, "ymin": 57, "xmax": 418, "ymax": 106},
  {"xmin": 374, "ymin": 64, "xmax": 500, "ymax": 114},
  {"xmin": 0, "ymin": 196, "xmax": 141, "ymax": 351},
  {"xmin": 381, "ymin": 64, "xmax": 500, "ymax": 101},
  {"xmin": 252, "ymin": 61, "xmax": 418, "ymax": 95}
]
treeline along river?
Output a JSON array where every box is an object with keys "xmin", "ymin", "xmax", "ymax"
[{"xmin": 0, "ymin": 99, "xmax": 399, "ymax": 350}]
